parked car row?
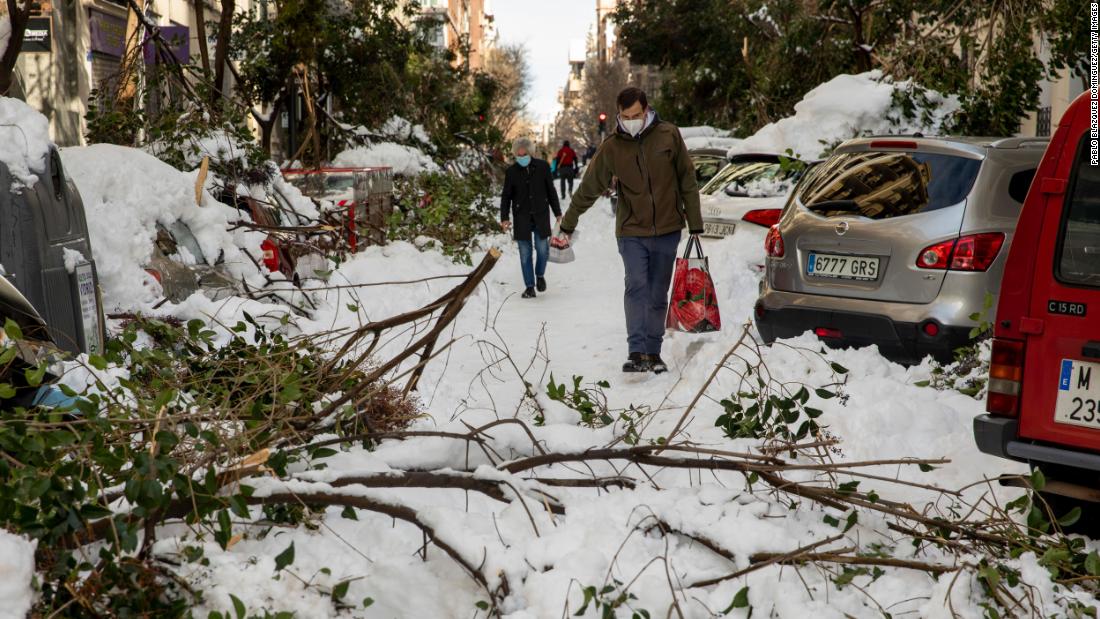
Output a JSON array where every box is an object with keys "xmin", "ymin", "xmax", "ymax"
[{"xmin": 734, "ymin": 91, "xmax": 1100, "ymax": 510}]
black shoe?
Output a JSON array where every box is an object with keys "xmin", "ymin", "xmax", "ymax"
[
  {"xmin": 622, "ymin": 352, "xmax": 651, "ymax": 373},
  {"xmin": 522, "ymin": 287, "xmax": 536, "ymax": 298},
  {"xmin": 645, "ymin": 354, "xmax": 668, "ymax": 374},
  {"xmin": 536, "ymin": 277, "xmax": 547, "ymax": 292}
]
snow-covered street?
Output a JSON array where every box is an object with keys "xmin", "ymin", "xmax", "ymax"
[{"xmin": 108, "ymin": 194, "xmax": 1063, "ymax": 619}]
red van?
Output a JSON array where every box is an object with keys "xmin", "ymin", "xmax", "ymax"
[{"xmin": 974, "ymin": 90, "xmax": 1100, "ymax": 501}]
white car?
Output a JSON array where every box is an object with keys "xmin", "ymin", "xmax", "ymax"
[{"xmin": 699, "ymin": 153, "xmax": 814, "ymax": 238}]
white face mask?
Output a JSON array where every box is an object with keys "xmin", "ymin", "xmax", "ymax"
[{"xmin": 621, "ymin": 117, "xmax": 644, "ymax": 136}]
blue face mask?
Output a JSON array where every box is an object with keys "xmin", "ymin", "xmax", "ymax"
[{"xmin": 516, "ymin": 155, "xmax": 532, "ymax": 167}]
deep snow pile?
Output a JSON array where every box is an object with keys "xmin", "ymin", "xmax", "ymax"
[
  {"xmin": 0, "ymin": 530, "xmax": 36, "ymax": 619},
  {"xmin": 729, "ymin": 71, "xmax": 959, "ymax": 159},
  {"xmin": 332, "ymin": 142, "xmax": 439, "ymax": 176},
  {"xmin": 0, "ymin": 97, "xmax": 51, "ymax": 189},
  {"xmin": 60, "ymin": 145, "xmax": 270, "ymax": 310},
  {"xmin": 105, "ymin": 196, "xmax": 1059, "ymax": 618}
]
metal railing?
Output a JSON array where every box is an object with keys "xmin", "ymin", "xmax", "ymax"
[{"xmin": 1036, "ymin": 106, "xmax": 1052, "ymax": 137}]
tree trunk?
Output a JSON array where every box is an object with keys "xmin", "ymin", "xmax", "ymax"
[
  {"xmin": 191, "ymin": 0, "xmax": 211, "ymax": 76},
  {"xmin": 0, "ymin": 0, "xmax": 31, "ymax": 95},
  {"xmin": 211, "ymin": 0, "xmax": 234, "ymax": 105}
]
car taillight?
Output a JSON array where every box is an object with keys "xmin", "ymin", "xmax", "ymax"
[
  {"xmin": 916, "ymin": 233, "xmax": 1005, "ymax": 272},
  {"xmin": 765, "ymin": 225, "xmax": 785, "ymax": 258},
  {"xmin": 917, "ymin": 239, "xmax": 954, "ymax": 269},
  {"xmin": 987, "ymin": 338, "xmax": 1024, "ymax": 417},
  {"xmin": 145, "ymin": 268, "xmax": 162, "ymax": 284},
  {"xmin": 742, "ymin": 208, "xmax": 782, "ymax": 228},
  {"xmin": 950, "ymin": 233, "xmax": 1004, "ymax": 271},
  {"xmin": 261, "ymin": 239, "xmax": 280, "ymax": 273}
]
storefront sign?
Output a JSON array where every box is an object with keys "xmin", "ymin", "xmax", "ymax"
[
  {"xmin": 21, "ymin": 16, "xmax": 52, "ymax": 53},
  {"xmin": 142, "ymin": 25, "xmax": 190, "ymax": 65},
  {"xmin": 89, "ymin": 10, "xmax": 127, "ymax": 57}
]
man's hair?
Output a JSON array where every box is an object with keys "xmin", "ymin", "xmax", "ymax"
[
  {"xmin": 616, "ymin": 87, "xmax": 648, "ymax": 111},
  {"xmin": 563, "ymin": 140, "xmax": 570, "ymax": 147},
  {"xmin": 512, "ymin": 137, "xmax": 533, "ymax": 156}
]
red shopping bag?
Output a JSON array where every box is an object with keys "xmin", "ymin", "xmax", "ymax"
[{"xmin": 666, "ymin": 235, "xmax": 721, "ymax": 333}]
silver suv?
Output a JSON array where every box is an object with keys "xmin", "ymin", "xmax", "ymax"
[{"xmin": 755, "ymin": 136, "xmax": 1046, "ymax": 364}]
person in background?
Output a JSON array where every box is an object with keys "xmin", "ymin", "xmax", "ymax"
[
  {"xmin": 555, "ymin": 140, "xmax": 579, "ymax": 199},
  {"xmin": 583, "ymin": 144, "xmax": 597, "ymax": 165},
  {"xmin": 556, "ymin": 87, "xmax": 703, "ymax": 373},
  {"xmin": 500, "ymin": 137, "xmax": 561, "ymax": 299}
]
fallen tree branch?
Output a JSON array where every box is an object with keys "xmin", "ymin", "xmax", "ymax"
[{"xmin": 748, "ymin": 550, "xmax": 958, "ymax": 575}]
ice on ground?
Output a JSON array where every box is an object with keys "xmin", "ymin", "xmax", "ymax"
[
  {"xmin": 61, "ymin": 144, "xmax": 267, "ymax": 310},
  {"xmin": 729, "ymin": 71, "xmax": 959, "ymax": 159},
  {"xmin": 0, "ymin": 97, "xmax": 51, "ymax": 189},
  {"xmin": 332, "ymin": 142, "xmax": 439, "ymax": 176},
  {"xmin": 0, "ymin": 529, "xmax": 36, "ymax": 619}
]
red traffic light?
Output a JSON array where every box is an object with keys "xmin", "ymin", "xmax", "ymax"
[{"xmin": 598, "ymin": 112, "xmax": 607, "ymax": 121}]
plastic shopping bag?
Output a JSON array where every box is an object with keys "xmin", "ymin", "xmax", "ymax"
[
  {"xmin": 548, "ymin": 230, "xmax": 575, "ymax": 264},
  {"xmin": 666, "ymin": 235, "xmax": 721, "ymax": 333}
]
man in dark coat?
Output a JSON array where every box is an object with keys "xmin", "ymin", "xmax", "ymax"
[{"xmin": 501, "ymin": 137, "xmax": 562, "ymax": 298}]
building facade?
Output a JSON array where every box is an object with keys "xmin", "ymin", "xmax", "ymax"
[
  {"xmin": 415, "ymin": 0, "xmax": 495, "ymax": 71},
  {"xmin": 8, "ymin": 0, "xmax": 258, "ymax": 146}
]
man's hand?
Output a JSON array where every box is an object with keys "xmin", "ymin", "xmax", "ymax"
[
  {"xmin": 550, "ymin": 232, "xmax": 571, "ymax": 249},
  {"xmin": 556, "ymin": 215, "xmax": 563, "ymax": 226},
  {"xmin": 501, "ymin": 220, "xmax": 512, "ymax": 232}
]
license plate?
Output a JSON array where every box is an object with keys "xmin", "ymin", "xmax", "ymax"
[
  {"xmin": 1054, "ymin": 358, "xmax": 1100, "ymax": 429},
  {"xmin": 703, "ymin": 222, "xmax": 736, "ymax": 237},
  {"xmin": 74, "ymin": 263, "xmax": 103, "ymax": 355},
  {"xmin": 807, "ymin": 252, "xmax": 880, "ymax": 281}
]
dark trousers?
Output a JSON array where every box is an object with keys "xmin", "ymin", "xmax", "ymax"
[
  {"xmin": 517, "ymin": 229, "xmax": 549, "ymax": 289},
  {"xmin": 617, "ymin": 231, "xmax": 681, "ymax": 354},
  {"xmin": 559, "ymin": 165, "xmax": 575, "ymax": 198}
]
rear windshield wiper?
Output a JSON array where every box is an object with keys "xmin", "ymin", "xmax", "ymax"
[{"xmin": 805, "ymin": 199, "xmax": 860, "ymax": 213}]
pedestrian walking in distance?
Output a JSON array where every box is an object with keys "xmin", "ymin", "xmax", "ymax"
[
  {"xmin": 501, "ymin": 137, "xmax": 562, "ymax": 299},
  {"xmin": 555, "ymin": 140, "xmax": 579, "ymax": 199},
  {"xmin": 557, "ymin": 87, "xmax": 703, "ymax": 373}
]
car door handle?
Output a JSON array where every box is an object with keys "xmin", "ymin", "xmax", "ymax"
[{"xmin": 1083, "ymin": 342, "xmax": 1100, "ymax": 360}]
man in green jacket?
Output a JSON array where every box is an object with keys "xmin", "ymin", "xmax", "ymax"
[{"xmin": 556, "ymin": 87, "xmax": 704, "ymax": 373}]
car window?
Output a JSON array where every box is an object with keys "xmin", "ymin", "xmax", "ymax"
[
  {"xmin": 324, "ymin": 174, "xmax": 357, "ymax": 193},
  {"xmin": 702, "ymin": 161, "xmax": 799, "ymax": 196},
  {"xmin": 1057, "ymin": 136, "xmax": 1100, "ymax": 287},
  {"xmin": 694, "ymin": 159, "xmax": 723, "ymax": 184},
  {"xmin": 795, "ymin": 151, "xmax": 981, "ymax": 219},
  {"xmin": 166, "ymin": 220, "xmax": 208, "ymax": 264},
  {"xmin": 1008, "ymin": 168, "xmax": 1036, "ymax": 204}
]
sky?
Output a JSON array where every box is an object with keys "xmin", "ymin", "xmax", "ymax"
[{"xmin": 492, "ymin": 0, "xmax": 595, "ymax": 125}]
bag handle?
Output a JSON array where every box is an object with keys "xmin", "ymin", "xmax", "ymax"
[{"xmin": 682, "ymin": 234, "xmax": 705, "ymax": 259}]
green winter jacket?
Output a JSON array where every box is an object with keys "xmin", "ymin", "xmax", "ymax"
[{"xmin": 560, "ymin": 116, "xmax": 703, "ymax": 237}]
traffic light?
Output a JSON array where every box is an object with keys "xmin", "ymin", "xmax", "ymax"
[{"xmin": 598, "ymin": 112, "xmax": 607, "ymax": 134}]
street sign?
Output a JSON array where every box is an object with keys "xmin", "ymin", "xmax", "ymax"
[{"xmin": 21, "ymin": 17, "xmax": 52, "ymax": 54}]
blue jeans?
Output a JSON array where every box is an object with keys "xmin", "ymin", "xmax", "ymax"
[
  {"xmin": 517, "ymin": 230, "xmax": 549, "ymax": 289},
  {"xmin": 617, "ymin": 231, "xmax": 681, "ymax": 354}
]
